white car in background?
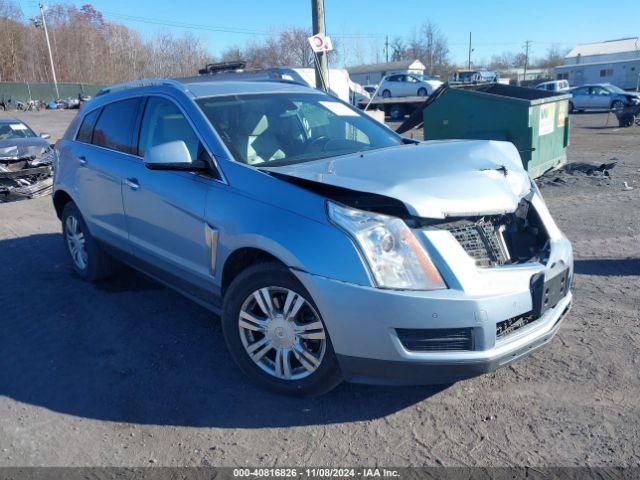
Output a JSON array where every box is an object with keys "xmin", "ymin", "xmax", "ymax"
[
  {"xmin": 378, "ymin": 73, "xmax": 443, "ymax": 98},
  {"xmin": 535, "ymin": 80, "xmax": 570, "ymax": 93}
]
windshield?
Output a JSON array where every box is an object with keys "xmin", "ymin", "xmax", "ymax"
[
  {"xmin": 606, "ymin": 85, "xmax": 626, "ymax": 94},
  {"xmin": 0, "ymin": 122, "xmax": 36, "ymax": 140},
  {"xmin": 196, "ymin": 93, "xmax": 402, "ymax": 166}
]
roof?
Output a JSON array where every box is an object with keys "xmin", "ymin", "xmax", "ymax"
[
  {"xmin": 566, "ymin": 37, "xmax": 640, "ymax": 58},
  {"xmin": 556, "ymin": 56, "xmax": 640, "ymax": 69},
  {"xmin": 96, "ymin": 78, "xmax": 318, "ymax": 101},
  {"xmin": 0, "ymin": 117, "xmax": 21, "ymax": 124},
  {"xmin": 183, "ymin": 80, "xmax": 317, "ymax": 98},
  {"xmin": 346, "ymin": 59, "xmax": 425, "ymax": 75}
]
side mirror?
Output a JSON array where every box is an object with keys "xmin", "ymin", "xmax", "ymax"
[
  {"xmin": 144, "ymin": 140, "xmax": 206, "ymax": 171},
  {"xmin": 40, "ymin": 133, "xmax": 51, "ymax": 139}
]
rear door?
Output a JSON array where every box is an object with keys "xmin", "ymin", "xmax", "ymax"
[
  {"xmin": 74, "ymin": 98, "xmax": 142, "ymax": 251},
  {"xmin": 121, "ymin": 95, "xmax": 218, "ymax": 297}
]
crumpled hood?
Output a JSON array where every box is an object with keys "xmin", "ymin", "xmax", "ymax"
[
  {"xmin": 266, "ymin": 140, "xmax": 531, "ymax": 218},
  {"xmin": 0, "ymin": 138, "xmax": 51, "ymax": 160}
]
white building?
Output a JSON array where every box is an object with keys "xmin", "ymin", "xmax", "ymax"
[
  {"xmin": 347, "ymin": 59, "xmax": 426, "ymax": 86},
  {"xmin": 555, "ymin": 38, "xmax": 640, "ymax": 90}
]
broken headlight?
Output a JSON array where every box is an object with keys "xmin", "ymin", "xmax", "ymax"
[{"xmin": 328, "ymin": 202, "xmax": 446, "ymax": 290}]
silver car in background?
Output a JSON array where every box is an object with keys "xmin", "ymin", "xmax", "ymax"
[{"xmin": 53, "ymin": 77, "xmax": 573, "ymax": 396}]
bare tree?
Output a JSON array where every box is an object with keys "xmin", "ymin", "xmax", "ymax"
[
  {"xmin": 389, "ymin": 37, "xmax": 406, "ymax": 62},
  {"xmin": 536, "ymin": 44, "xmax": 568, "ymax": 69}
]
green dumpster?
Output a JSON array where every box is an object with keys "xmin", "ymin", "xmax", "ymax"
[{"xmin": 422, "ymin": 84, "xmax": 571, "ymax": 178}]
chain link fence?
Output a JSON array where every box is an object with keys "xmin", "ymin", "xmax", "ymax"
[{"xmin": 0, "ymin": 81, "xmax": 101, "ymax": 103}]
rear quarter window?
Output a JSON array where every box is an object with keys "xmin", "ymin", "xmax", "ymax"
[
  {"xmin": 92, "ymin": 98, "xmax": 141, "ymax": 154},
  {"xmin": 76, "ymin": 108, "xmax": 101, "ymax": 144}
]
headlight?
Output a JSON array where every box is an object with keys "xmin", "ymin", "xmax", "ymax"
[{"xmin": 327, "ymin": 202, "xmax": 446, "ymax": 290}]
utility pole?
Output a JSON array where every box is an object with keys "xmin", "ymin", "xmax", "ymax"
[
  {"xmin": 39, "ymin": 3, "xmax": 59, "ymax": 99},
  {"xmin": 311, "ymin": 0, "xmax": 329, "ymax": 92},
  {"xmin": 385, "ymin": 35, "xmax": 389, "ymax": 63},
  {"xmin": 523, "ymin": 40, "xmax": 532, "ymax": 85},
  {"xmin": 467, "ymin": 32, "xmax": 472, "ymax": 70}
]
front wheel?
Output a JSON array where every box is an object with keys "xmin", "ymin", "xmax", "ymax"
[
  {"xmin": 221, "ymin": 262, "xmax": 342, "ymax": 396},
  {"xmin": 611, "ymin": 100, "xmax": 624, "ymax": 112}
]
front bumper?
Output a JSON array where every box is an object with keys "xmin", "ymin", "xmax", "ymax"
[
  {"xmin": 337, "ymin": 296, "xmax": 571, "ymax": 385},
  {"xmin": 293, "ymin": 237, "xmax": 573, "ymax": 385}
]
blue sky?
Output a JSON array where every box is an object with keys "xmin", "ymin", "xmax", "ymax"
[{"xmin": 20, "ymin": 0, "xmax": 640, "ymax": 66}]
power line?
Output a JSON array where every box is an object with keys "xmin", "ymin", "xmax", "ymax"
[{"xmin": 22, "ymin": 4, "xmax": 575, "ymax": 47}]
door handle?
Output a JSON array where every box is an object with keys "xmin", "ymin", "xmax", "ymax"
[
  {"xmin": 78, "ymin": 155, "xmax": 87, "ymax": 166},
  {"xmin": 124, "ymin": 177, "xmax": 140, "ymax": 190}
]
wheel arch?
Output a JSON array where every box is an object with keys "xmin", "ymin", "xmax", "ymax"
[
  {"xmin": 221, "ymin": 247, "xmax": 290, "ymax": 297},
  {"xmin": 53, "ymin": 189, "xmax": 75, "ymax": 220}
]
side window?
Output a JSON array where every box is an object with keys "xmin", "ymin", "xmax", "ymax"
[
  {"xmin": 573, "ymin": 87, "xmax": 588, "ymax": 95},
  {"xmin": 76, "ymin": 108, "xmax": 101, "ymax": 144},
  {"xmin": 138, "ymin": 97, "xmax": 201, "ymax": 160},
  {"xmin": 92, "ymin": 98, "xmax": 140, "ymax": 154}
]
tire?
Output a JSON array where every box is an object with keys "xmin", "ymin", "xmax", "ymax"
[
  {"xmin": 389, "ymin": 104, "xmax": 405, "ymax": 120},
  {"xmin": 611, "ymin": 100, "xmax": 624, "ymax": 112},
  {"xmin": 381, "ymin": 89, "xmax": 391, "ymax": 98},
  {"xmin": 61, "ymin": 202, "xmax": 117, "ymax": 282},
  {"xmin": 221, "ymin": 262, "xmax": 343, "ymax": 396},
  {"xmin": 417, "ymin": 87, "xmax": 427, "ymax": 97},
  {"xmin": 618, "ymin": 113, "xmax": 634, "ymax": 127},
  {"xmin": 568, "ymin": 101, "xmax": 574, "ymax": 113}
]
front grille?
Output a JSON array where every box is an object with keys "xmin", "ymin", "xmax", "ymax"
[
  {"xmin": 396, "ymin": 327, "xmax": 474, "ymax": 352},
  {"xmin": 438, "ymin": 218, "xmax": 510, "ymax": 267},
  {"xmin": 496, "ymin": 312, "xmax": 539, "ymax": 339}
]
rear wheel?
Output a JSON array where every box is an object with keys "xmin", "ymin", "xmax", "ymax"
[
  {"xmin": 61, "ymin": 202, "xmax": 117, "ymax": 282},
  {"xmin": 381, "ymin": 89, "xmax": 391, "ymax": 98},
  {"xmin": 417, "ymin": 87, "xmax": 427, "ymax": 97},
  {"xmin": 568, "ymin": 101, "xmax": 575, "ymax": 113},
  {"xmin": 222, "ymin": 262, "xmax": 342, "ymax": 396}
]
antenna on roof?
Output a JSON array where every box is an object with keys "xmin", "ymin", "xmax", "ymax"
[{"xmin": 198, "ymin": 61, "xmax": 247, "ymax": 75}]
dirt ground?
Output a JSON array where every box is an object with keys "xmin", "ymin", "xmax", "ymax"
[{"xmin": 0, "ymin": 109, "xmax": 638, "ymax": 467}]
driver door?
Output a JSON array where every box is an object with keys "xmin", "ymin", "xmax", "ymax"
[
  {"xmin": 121, "ymin": 95, "xmax": 216, "ymax": 293},
  {"xmin": 590, "ymin": 86, "xmax": 611, "ymax": 109}
]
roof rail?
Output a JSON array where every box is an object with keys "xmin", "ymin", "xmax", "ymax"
[{"xmin": 97, "ymin": 78, "xmax": 189, "ymax": 97}]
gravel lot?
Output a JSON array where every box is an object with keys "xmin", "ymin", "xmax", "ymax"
[{"xmin": 0, "ymin": 109, "xmax": 638, "ymax": 467}]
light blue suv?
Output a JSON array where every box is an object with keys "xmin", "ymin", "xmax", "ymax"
[{"xmin": 53, "ymin": 76, "xmax": 573, "ymax": 396}]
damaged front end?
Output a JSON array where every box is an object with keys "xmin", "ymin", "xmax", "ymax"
[
  {"xmin": 0, "ymin": 145, "xmax": 55, "ymax": 202},
  {"xmin": 419, "ymin": 197, "xmax": 550, "ymax": 268}
]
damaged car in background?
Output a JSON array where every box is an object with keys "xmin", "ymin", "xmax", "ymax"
[
  {"xmin": 53, "ymin": 77, "xmax": 573, "ymax": 396},
  {"xmin": 0, "ymin": 118, "xmax": 54, "ymax": 202}
]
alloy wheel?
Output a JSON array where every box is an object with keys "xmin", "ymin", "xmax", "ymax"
[
  {"xmin": 238, "ymin": 286, "xmax": 326, "ymax": 381},
  {"xmin": 65, "ymin": 215, "xmax": 88, "ymax": 270}
]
